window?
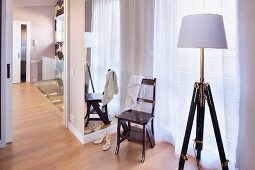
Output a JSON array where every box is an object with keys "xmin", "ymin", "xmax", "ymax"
[{"xmin": 154, "ymin": 0, "xmax": 238, "ymax": 169}]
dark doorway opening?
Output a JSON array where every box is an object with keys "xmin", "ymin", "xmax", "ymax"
[{"xmin": 20, "ymin": 24, "xmax": 27, "ymax": 83}]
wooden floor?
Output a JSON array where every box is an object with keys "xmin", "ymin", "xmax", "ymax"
[{"xmin": 0, "ymin": 83, "xmax": 198, "ymax": 170}]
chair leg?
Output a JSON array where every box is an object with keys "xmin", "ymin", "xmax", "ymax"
[
  {"xmin": 115, "ymin": 119, "xmax": 121, "ymax": 154},
  {"xmin": 85, "ymin": 103, "xmax": 91, "ymax": 127},
  {"xmin": 121, "ymin": 121, "xmax": 129, "ymax": 131},
  {"xmin": 141, "ymin": 125, "xmax": 146, "ymax": 163},
  {"xmin": 91, "ymin": 102, "xmax": 110, "ymax": 124},
  {"xmin": 127, "ymin": 122, "xmax": 131, "ymax": 141},
  {"xmin": 150, "ymin": 119, "xmax": 155, "ymax": 147},
  {"xmin": 147, "ymin": 127, "xmax": 155, "ymax": 148},
  {"xmin": 151, "ymin": 119, "xmax": 154, "ymax": 136}
]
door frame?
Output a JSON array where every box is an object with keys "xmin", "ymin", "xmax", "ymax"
[
  {"xmin": 63, "ymin": 0, "xmax": 69, "ymax": 127},
  {"xmin": 1, "ymin": 0, "xmax": 69, "ymax": 148},
  {"xmin": 0, "ymin": 0, "xmax": 2, "ymax": 146},
  {"xmin": 13, "ymin": 21, "xmax": 31, "ymax": 83},
  {"xmin": 1, "ymin": 0, "xmax": 13, "ymax": 148}
]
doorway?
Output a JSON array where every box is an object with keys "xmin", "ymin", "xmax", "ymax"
[
  {"xmin": 1, "ymin": 0, "xmax": 69, "ymax": 148},
  {"xmin": 13, "ymin": 21, "xmax": 31, "ymax": 83}
]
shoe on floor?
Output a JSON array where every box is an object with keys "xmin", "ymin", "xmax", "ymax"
[
  {"xmin": 93, "ymin": 134, "xmax": 105, "ymax": 144},
  {"xmin": 84, "ymin": 128, "xmax": 93, "ymax": 134},
  {"xmin": 93, "ymin": 123, "xmax": 101, "ymax": 132},
  {"xmin": 102, "ymin": 133, "xmax": 111, "ymax": 151}
]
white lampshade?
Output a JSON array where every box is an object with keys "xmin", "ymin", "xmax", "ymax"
[
  {"xmin": 177, "ymin": 14, "xmax": 228, "ymax": 49},
  {"xmin": 84, "ymin": 32, "xmax": 98, "ymax": 48}
]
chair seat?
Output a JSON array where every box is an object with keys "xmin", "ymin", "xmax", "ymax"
[
  {"xmin": 116, "ymin": 110, "xmax": 154, "ymax": 125},
  {"xmin": 85, "ymin": 92, "xmax": 110, "ymax": 126},
  {"xmin": 86, "ymin": 93, "xmax": 103, "ymax": 101}
]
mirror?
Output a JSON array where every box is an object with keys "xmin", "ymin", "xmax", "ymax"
[
  {"xmin": 84, "ymin": 0, "xmax": 154, "ymax": 143},
  {"xmin": 84, "ymin": 0, "xmax": 119, "ymax": 137},
  {"xmin": 13, "ymin": 0, "xmax": 65, "ymax": 117},
  {"xmin": 34, "ymin": 0, "xmax": 65, "ymax": 115}
]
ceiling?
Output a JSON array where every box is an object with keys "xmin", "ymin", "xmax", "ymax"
[{"xmin": 14, "ymin": 0, "xmax": 57, "ymax": 7}]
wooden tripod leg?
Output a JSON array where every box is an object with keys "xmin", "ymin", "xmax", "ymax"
[
  {"xmin": 206, "ymin": 84, "xmax": 229, "ymax": 170},
  {"xmin": 178, "ymin": 84, "xmax": 199, "ymax": 170},
  {"xmin": 195, "ymin": 102, "xmax": 205, "ymax": 160},
  {"xmin": 115, "ymin": 119, "xmax": 121, "ymax": 154}
]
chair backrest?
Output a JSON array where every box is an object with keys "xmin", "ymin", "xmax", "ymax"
[
  {"xmin": 86, "ymin": 66, "xmax": 113, "ymax": 94},
  {"xmin": 137, "ymin": 78, "xmax": 156, "ymax": 116},
  {"xmin": 86, "ymin": 63, "xmax": 95, "ymax": 93}
]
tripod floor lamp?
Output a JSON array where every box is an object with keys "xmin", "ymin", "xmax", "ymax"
[{"xmin": 177, "ymin": 14, "xmax": 229, "ymax": 170}]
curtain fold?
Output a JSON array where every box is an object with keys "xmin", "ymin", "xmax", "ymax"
[
  {"xmin": 91, "ymin": 0, "xmax": 154, "ymax": 113},
  {"xmin": 153, "ymin": 0, "xmax": 239, "ymax": 169},
  {"xmin": 91, "ymin": 0, "xmax": 120, "ymax": 114},
  {"xmin": 119, "ymin": 0, "xmax": 154, "ymax": 109},
  {"xmin": 153, "ymin": 0, "xmax": 178, "ymax": 144}
]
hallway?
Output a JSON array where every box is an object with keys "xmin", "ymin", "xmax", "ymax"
[{"xmin": 0, "ymin": 83, "xmax": 79, "ymax": 169}]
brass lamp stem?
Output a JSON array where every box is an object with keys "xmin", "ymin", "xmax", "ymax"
[
  {"xmin": 200, "ymin": 48, "xmax": 204, "ymax": 83},
  {"xmin": 199, "ymin": 48, "xmax": 205, "ymax": 107}
]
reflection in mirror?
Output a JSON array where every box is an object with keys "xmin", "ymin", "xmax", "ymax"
[
  {"xmin": 84, "ymin": 0, "xmax": 120, "ymax": 139},
  {"xmin": 84, "ymin": 0, "xmax": 155, "ymax": 149},
  {"xmin": 32, "ymin": 0, "xmax": 65, "ymax": 117}
]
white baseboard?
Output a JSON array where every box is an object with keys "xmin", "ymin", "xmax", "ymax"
[
  {"xmin": 68, "ymin": 121, "xmax": 117, "ymax": 144},
  {"xmin": 68, "ymin": 122, "xmax": 84, "ymax": 144}
]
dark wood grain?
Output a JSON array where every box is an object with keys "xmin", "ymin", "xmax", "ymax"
[{"xmin": 115, "ymin": 78, "xmax": 157, "ymax": 162}]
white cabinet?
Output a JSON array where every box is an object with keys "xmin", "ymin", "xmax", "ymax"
[
  {"xmin": 55, "ymin": 14, "xmax": 64, "ymax": 42},
  {"xmin": 13, "ymin": 21, "xmax": 21, "ymax": 83}
]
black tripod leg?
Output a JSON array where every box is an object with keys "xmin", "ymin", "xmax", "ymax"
[
  {"xmin": 206, "ymin": 85, "xmax": 229, "ymax": 170},
  {"xmin": 178, "ymin": 85, "xmax": 199, "ymax": 170},
  {"xmin": 115, "ymin": 119, "xmax": 121, "ymax": 154},
  {"xmin": 195, "ymin": 102, "xmax": 205, "ymax": 160}
]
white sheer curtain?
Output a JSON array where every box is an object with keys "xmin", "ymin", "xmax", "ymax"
[
  {"xmin": 91, "ymin": 0, "xmax": 120, "ymax": 114},
  {"xmin": 91, "ymin": 0, "xmax": 154, "ymax": 113},
  {"xmin": 154, "ymin": 0, "xmax": 239, "ymax": 169},
  {"xmin": 119, "ymin": 0, "xmax": 154, "ymax": 107}
]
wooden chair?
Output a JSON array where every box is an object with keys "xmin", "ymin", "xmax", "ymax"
[
  {"xmin": 84, "ymin": 65, "xmax": 111, "ymax": 127},
  {"xmin": 115, "ymin": 78, "xmax": 156, "ymax": 163},
  {"xmin": 85, "ymin": 93, "xmax": 110, "ymax": 126}
]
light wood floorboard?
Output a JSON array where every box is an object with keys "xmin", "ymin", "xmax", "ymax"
[{"xmin": 0, "ymin": 83, "xmax": 198, "ymax": 170}]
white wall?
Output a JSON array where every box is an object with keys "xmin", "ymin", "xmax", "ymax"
[
  {"xmin": 14, "ymin": 0, "xmax": 57, "ymax": 7},
  {"xmin": 14, "ymin": 0, "xmax": 56, "ymax": 7},
  {"xmin": 13, "ymin": 6, "xmax": 55, "ymax": 82},
  {"xmin": 236, "ymin": 0, "xmax": 255, "ymax": 169},
  {"xmin": 68, "ymin": 0, "xmax": 85, "ymax": 134}
]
